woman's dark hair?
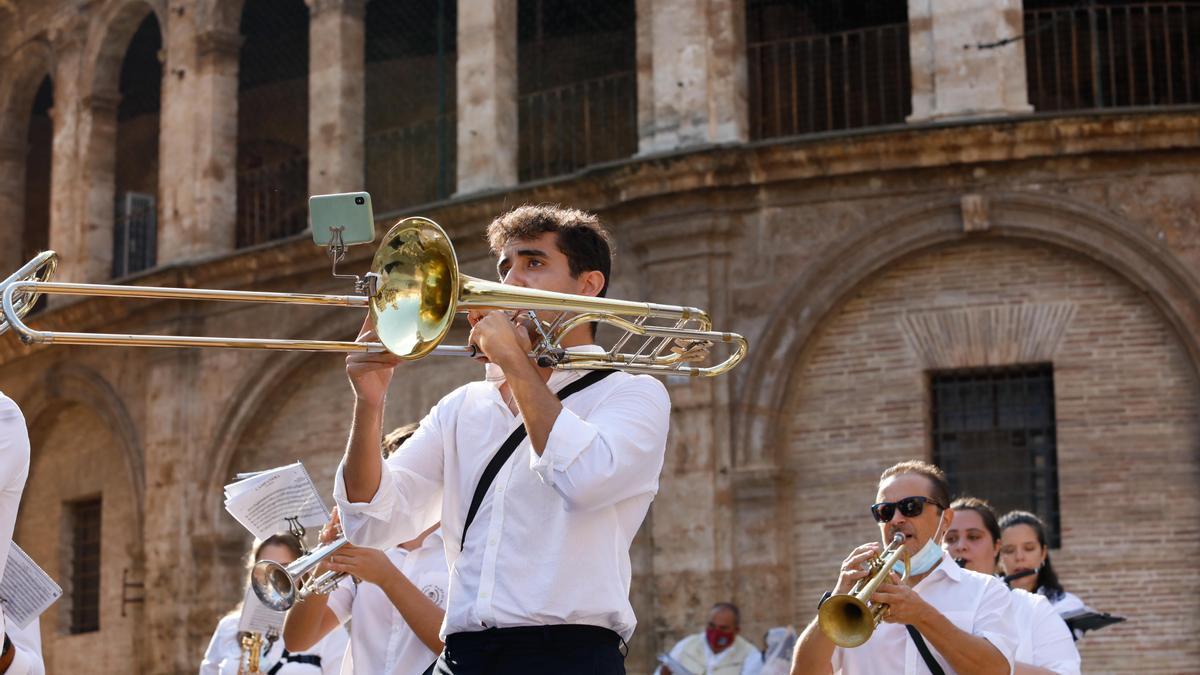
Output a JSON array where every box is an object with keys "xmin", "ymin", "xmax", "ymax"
[
  {"xmin": 999, "ymin": 510, "xmax": 1064, "ymax": 601},
  {"xmin": 949, "ymin": 496, "xmax": 1001, "ymax": 561},
  {"xmin": 254, "ymin": 532, "xmax": 304, "ymax": 563}
]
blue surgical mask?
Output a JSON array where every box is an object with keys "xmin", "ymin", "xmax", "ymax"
[{"xmin": 893, "ymin": 518, "xmax": 946, "ymax": 577}]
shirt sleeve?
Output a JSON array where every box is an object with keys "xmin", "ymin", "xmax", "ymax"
[
  {"xmin": 1029, "ymin": 595, "xmax": 1081, "ymax": 675},
  {"xmin": 0, "ymin": 394, "xmax": 31, "ymax": 626},
  {"xmin": 317, "ymin": 627, "xmax": 349, "ymax": 675},
  {"xmin": 4, "ymin": 616, "xmax": 44, "ymax": 675},
  {"xmin": 528, "ymin": 375, "xmax": 670, "ymax": 512},
  {"xmin": 972, "ymin": 576, "xmax": 1019, "ymax": 672},
  {"xmin": 324, "ymin": 578, "xmax": 357, "ymax": 626},
  {"xmin": 199, "ymin": 616, "xmax": 235, "ymax": 675},
  {"xmin": 333, "ymin": 394, "xmax": 453, "ymax": 548}
]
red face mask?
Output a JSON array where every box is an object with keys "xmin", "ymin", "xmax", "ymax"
[{"xmin": 706, "ymin": 626, "xmax": 735, "ymax": 651}]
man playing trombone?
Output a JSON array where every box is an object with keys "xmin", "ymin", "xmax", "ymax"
[
  {"xmin": 334, "ymin": 205, "xmax": 671, "ymax": 675},
  {"xmin": 791, "ymin": 461, "xmax": 1018, "ymax": 675}
]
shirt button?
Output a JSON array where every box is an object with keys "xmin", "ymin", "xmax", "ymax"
[{"xmin": 488, "ymin": 537, "xmax": 498, "ymax": 546}]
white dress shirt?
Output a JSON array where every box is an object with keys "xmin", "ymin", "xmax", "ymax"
[
  {"xmin": 334, "ymin": 354, "xmax": 671, "ymax": 641},
  {"xmin": 4, "ymin": 616, "xmax": 43, "ymax": 675},
  {"xmin": 1011, "ymin": 589, "xmax": 1079, "ymax": 675},
  {"xmin": 200, "ymin": 613, "xmax": 348, "ymax": 675},
  {"xmin": 0, "ymin": 392, "xmax": 31, "ymax": 644},
  {"xmin": 326, "ymin": 530, "xmax": 448, "ymax": 675},
  {"xmin": 831, "ymin": 552, "xmax": 1017, "ymax": 675}
]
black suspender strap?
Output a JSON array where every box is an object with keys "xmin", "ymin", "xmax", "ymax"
[
  {"xmin": 460, "ymin": 369, "xmax": 617, "ymax": 551},
  {"xmin": 268, "ymin": 650, "xmax": 323, "ymax": 674},
  {"xmin": 905, "ymin": 625, "xmax": 947, "ymax": 675}
]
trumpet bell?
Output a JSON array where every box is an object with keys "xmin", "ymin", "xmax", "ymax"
[
  {"xmin": 817, "ymin": 594, "xmax": 875, "ymax": 648},
  {"xmin": 250, "ymin": 559, "xmax": 296, "ymax": 612},
  {"xmin": 370, "ymin": 217, "xmax": 459, "ymax": 359}
]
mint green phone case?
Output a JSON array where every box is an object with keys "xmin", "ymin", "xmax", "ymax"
[{"xmin": 309, "ymin": 192, "xmax": 376, "ymax": 246}]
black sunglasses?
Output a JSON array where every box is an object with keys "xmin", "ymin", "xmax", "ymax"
[{"xmin": 870, "ymin": 496, "xmax": 946, "ymax": 523}]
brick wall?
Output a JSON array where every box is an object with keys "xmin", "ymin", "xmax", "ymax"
[{"xmin": 776, "ymin": 239, "xmax": 1199, "ymax": 672}]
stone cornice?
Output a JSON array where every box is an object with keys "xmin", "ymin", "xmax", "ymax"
[{"xmin": 82, "ymin": 89, "xmax": 121, "ymax": 113}]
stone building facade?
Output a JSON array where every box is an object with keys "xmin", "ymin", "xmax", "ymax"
[{"xmin": 1, "ymin": 1, "xmax": 1198, "ymax": 673}]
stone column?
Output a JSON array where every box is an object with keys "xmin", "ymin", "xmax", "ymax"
[
  {"xmin": 140, "ymin": 349, "xmax": 200, "ymax": 674},
  {"xmin": 156, "ymin": 3, "xmax": 198, "ymax": 265},
  {"xmin": 77, "ymin": 89, "xmax": 120, "ymax": 282},
  {"xmin": 455, "ymin": 0, "xmax": 517, "ymax": 195},
  {"xmin": 47, "ymin": 32, "xmax": 88, "ymax": 283},
  {"xmin": 907, "ymin": 0, "xmax": 1032, "ymax": 122},
  {"xmin": 307, "ymin": 0, "xmax": 366, "ymax": 195},
  {"xmin": 626, "ymin": 214, "xmax": 738, "ymax": 656},
  {"xmin": 172, "ymin": 29, "xmax": 241, "ymax": 260},
  {"xmin": 636, "ymin": 0, "xmax": 748, "ymax": 154},
  {"xmin": 0, "ymin": 137, "xmax": 26, "ymax": 273}
]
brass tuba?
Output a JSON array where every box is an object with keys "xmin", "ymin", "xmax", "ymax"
[{"xmin": 818, "ymin": 532, "xmax": 910, "ymax": 648}]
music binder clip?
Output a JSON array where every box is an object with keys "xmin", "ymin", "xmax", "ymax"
[
  {"xmin": 326, "ymin": 226, "xmax": 380, "ymax": 297},
  {"xmin": 285, "ymin": 515, "xmax": 308, "ymax": 555}
]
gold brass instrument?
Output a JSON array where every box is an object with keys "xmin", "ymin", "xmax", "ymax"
[
  {"xmin": 0, "ymin": 250, "xmax": 56, "ymax": 337},
  {"xmin": 0, "ymin": 217, "xmax": 747, "ymax": 376},
  {"xmin": 818, "ymin": 533, "xmax": 910, "ymax": 648},
  {"xmin": 238, "ymin": 632, "xmax": 264, "ymax": 675},
  {"xmin": 251, "ymin": 535, "xmax": 348, "ymax": 611}
]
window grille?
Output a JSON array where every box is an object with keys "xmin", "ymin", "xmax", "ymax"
[
  {"xmin": 68, "ymin": 497, "xmax": 102, "ymax": 634},
  {"xmin": 113, "ymin": 192, "xmax": 156, "ymax": 277},
  {"xmin": 931, "ymin": 365, "xmax": 1062, "ymax": 547}
]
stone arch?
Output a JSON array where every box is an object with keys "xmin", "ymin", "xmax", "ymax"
[
  {"xmin": 70, "ymin": 0, "xmax": 166, "ymax": 282},
  {"xmin": 20, "ymin": 361, "xmax": 147, "ymax": 534},
  {"xmin": 734, "ymin": 191, "xmax": 1200, "ymax": 470},
  {"xmin": 0, "ymin": 38, "xmax": 54, "ymax": 273}
]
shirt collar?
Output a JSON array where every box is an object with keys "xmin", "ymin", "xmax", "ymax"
[{"xmin": 927, "ymin": 551, "xmax": 965, "ymax": 583}]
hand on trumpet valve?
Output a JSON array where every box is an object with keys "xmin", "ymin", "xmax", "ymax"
[
  {"xmin": 324, "ymin": 544, "xmax": 396, "ymax": 588},
  {"xmin": 834, "ymin": 542, "xmax": 883, "ymax": 595},
  {"xmin": 869, "ymin": 574, "xmax": 929, "ymax": 625}
]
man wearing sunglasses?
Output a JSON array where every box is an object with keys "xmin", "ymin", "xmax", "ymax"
[{"xmin": 790, "ymin": 460, "xmax": 1017, "ymax": 675}]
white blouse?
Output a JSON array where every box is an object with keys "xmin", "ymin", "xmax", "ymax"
[
  {"xmin": 1011, "ymin": 589, "xmax": 1080, "ymax": 675},
  {"xmin": 200, "ymin": 613, "xmax": 348, "ymax": 675}
]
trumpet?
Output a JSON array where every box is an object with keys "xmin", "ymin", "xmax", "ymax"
[
  {"xmin": 0, "ymin": 217, "xmax": 747, "ymax": 377},
  {"xmin": 251, "ymin": 535, "xmax": 348, "ymax": 611},
  {"xmin": 818, "ymin": 533, "xmax": 910, "ymax": 648}
]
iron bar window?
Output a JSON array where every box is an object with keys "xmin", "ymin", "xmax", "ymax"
[
  {"xmin": 68, "ymin": 496, "xmax": 102, "ymax": 634},
  {"xmin": 931, "ymin": 365, "xmax": 1062, "ymax": 547},
  {"xmin": 747, "ymin": 0, "xmax": 911, "ymax": 139}
]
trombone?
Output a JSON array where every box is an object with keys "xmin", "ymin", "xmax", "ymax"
[{"xmin": 0, "ymin": 217, "xmax": 747, "ymax": 377}]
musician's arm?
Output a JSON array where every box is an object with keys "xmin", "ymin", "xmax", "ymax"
[
  {"xmin": 282, "ymin": 588, "xmax": 343, "ymax": 653},
  {"xmin": 790, "ymin": 617, "xmax": 836, "ymax": 675},
  {"xmin": 909, "ymin": 581, "xmax": 1014, "ymax": 675}
]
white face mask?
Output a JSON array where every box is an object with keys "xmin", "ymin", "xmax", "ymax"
[
  {"xmin": 484, "ymin": 362, "xmax": 506, "ymax": 383},
  {"xmin": 893, "ymin": 515, "xmax": 946, "ymax": 577}
]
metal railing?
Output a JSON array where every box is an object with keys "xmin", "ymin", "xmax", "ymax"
[
  {"xmin": 1025, "ymin": 1, "xmax": 1200, "ymax": 112},
  {"xmin": 365, "ymin": 113, "xmax": 456, "ymax": 213},
  {"xmin": 518, "ymin": 70, "xmax": 637, "ymax": 182},
  {"xmin": 748, "ymin": 22, "xmax": 911, "ymax": 140},
  {"xmin": 236, "ymin": 155, "xmax": 308, "ymax": 249}
]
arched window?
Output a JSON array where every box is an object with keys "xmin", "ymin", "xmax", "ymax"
[
  {"xmin": 517, "ymin": 0, "xmax": 636, "ymax": 182},
  {"xmin": 747, "ymin": 0, "xmax": 910, "ymax": 138},
  {"xmin": 23, "ymin": 76, "xmax": 53, "ymax": 268},
  {"xmin": 364, "ymin": 0, "xmax": 457, "ymax": 213},
  {"xmin": 113, "ymin": 14, "xmax": 161, "ymax": 277},
  {"xmin": 235, "ymin": 0, "xmax": 309, "ymax": 248}
]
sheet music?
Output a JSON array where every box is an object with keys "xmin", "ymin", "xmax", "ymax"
[
  {"xmin": 237, "ymin": 584, "xmax": 286, "ymax": 635},
  {"xmin": 0, "ymin": 543, "xmax": 62, "ymax": 630},
  {"xmin": 224, "ymin": 462, "xmax": 329, "ymax": 540}
]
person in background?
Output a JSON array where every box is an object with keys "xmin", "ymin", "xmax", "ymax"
[
  {"xmin": 997, "ymin": 512, "xmax": 1087, "ymax": 633},
  {"xmin": 657, "ymin": 603, "xmax": 762, "ymax": 675},
  {"xmin": 944, "ymin": 498, "xmax": 1079, "ymax": 675},
  {"xmin": 200, "ymin": 534, "xmax": 348, "ymax": 674}
]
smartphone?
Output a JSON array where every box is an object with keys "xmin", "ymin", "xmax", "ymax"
[{"xmin": 309, "ymin": 192, "xmax": 376, "ymax": 246}]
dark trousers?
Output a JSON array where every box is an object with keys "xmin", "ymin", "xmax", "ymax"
[{"xmin": 429, "ymin": 625, "xmax": 625, "ymax": 675}]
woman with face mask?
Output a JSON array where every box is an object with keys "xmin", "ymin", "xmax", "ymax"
[{"xmin": 944, "ymin": 499, "xmax": 1079, "ymax": 675}]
